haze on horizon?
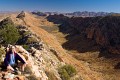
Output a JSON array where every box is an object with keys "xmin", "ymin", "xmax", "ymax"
[{"xmin": 0, "ymin": 0, "xmax": 120, "ymax": 13}]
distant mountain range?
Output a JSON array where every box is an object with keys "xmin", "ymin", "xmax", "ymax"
[
  {"xmin": 32, "ymin": 11, "xmax": 118, "ymax": 17},
  {"xmin": 0, "ymin": 11, "xmax": 118, "ymax": 17},
  {"xmin": 63, "ymin": 11, "xmax": 115, "ymax": 17}
]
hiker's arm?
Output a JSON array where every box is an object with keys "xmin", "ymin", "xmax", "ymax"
[
  {"xmin": 16, "ymin": 54, "xmax": 26, "ymax": 64},
  {"xmin": 4, "ymin": 56, "xmax": 9, "ymax": 66}
]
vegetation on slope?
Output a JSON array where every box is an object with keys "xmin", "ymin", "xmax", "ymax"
[
  {"xmin": 0, "ymin": 17, "xmax": 20, "ymax": 45},
  {"xmin": 58, "ymin": 65, "xmax": 77, "ymax": 80}
]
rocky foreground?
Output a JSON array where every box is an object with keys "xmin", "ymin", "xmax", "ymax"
[{"xmin": 0, "ymin": 44, "xmax": 64, "ymax": 80}]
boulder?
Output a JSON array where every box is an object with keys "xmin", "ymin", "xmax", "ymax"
[{"xmin": 15, "ymin": 45, "xmax": 29, "ymax": 55}]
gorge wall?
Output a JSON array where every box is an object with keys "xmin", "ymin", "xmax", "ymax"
[{"xmin": 47, "ymin": 15, "xmax": 120, "ymax": 56}]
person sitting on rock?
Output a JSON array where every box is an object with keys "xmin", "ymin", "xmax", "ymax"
[{"xmin": 4, "ymin": 46, "xmax": 26, "ymax": 72}]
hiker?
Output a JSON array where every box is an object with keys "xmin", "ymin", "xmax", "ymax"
[{"xmin": 4, "ymin": 46, "xmax": 26, "ymax": 72}]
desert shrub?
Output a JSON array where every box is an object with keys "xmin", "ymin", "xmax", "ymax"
[
  {"xmin": 62, "ymin": 65, "xmax": 77, "ymax": 77},
  {"xmin": 23, "ymin": 31, "xmax": 31, "ymax": 37},
  {"xmin": 26, "ymin": 37, "xmax": 38, "ymax": 44},
  {"xmin": 22, "ymin": 44, "xmax": 30, "ymax": 50},
  {"xmin": 0, "ymin": 47, "xmax": 6, "ymax": 63},
  {"xmin": 59, "ymin": 69, "xmax": 70, "ymax": 80},
  {"xmin": 27, "ymin": 74, "xmax": 38, "ymax": 80},
  {"xmin": 0, "ymin": 18, "xmax": 21, "ymax": 45},
  {"xmin": 46, "ymin": 71, "xmax": 58, "ymax": 80},
  {"xmin": 58, "ymin": 65, "xmax": 77, "ymax": 80},
  {"xmin": 24, "ymin": 65, "xmax": 33, "ymax": 74}
]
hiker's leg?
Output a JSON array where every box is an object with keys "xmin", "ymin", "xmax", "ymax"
[
  {"xmin": 18, "ymin": 62, "xmax": 26, "ymax": 71},
  {"xmin": 7, "ymin": 65, "xmax": 14, "ymax": 71},
  {"xmin": 22, "ymin": 63, "xmax": 26, "ymax": 71}
]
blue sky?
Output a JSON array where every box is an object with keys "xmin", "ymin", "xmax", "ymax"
[{"xmin": 0, "ymin": 0, "xmax": 120, "ymax": 13}]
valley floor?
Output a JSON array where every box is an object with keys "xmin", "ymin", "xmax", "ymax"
[{"xmin": 41, "ymin": 24, "xmax": 120, "ymax": 80}]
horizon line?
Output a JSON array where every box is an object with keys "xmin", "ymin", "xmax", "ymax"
[{"xmin": 0, "ymin": 10, "xmax": 119, "ymax": 14}]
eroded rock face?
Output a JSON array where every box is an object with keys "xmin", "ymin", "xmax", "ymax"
[
  {"xmin": 70, "ymin": 16, "xmax": 120, "ymax": 54},
  {"xmin": 47, "ymin": 15, "xmax": 120, "ymax": 54},
  {"xmin": 78, "ymin": 17, "xmax": 119, "ymax": 54}
]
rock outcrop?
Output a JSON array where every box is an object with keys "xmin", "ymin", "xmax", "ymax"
[
  {"xmin": 0, "ymin": 44, "xmax": 63, "ymax": 80},
  {"xmin": 16, "ymin": 11, "xmax": 25, "ymax": 19}
]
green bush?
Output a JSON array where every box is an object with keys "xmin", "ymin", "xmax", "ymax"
[
  {"xmin": 23, "ymin": 31, "xmax": 31, "ymax": 37},
  {"xmin": 62, "ymin": 65, "xmax": 77, "ymax": 77},
  {"xmin": 0, "ymin": 18, "xmax": 21, "ymax": 44},
  {"xmin": 58, "ymin": 65, "xmax": 77, "ymax": 80},
  {"xmin": 59, "ymin": 69, "xmax": 70, "ymax": 80},
  {"xmin": 26, "ymin": 37, "xmax": 38, "ymax": 44},
  {"xmin": 22, "ymin": 45, "xmax": 30, "ymax": 50}
]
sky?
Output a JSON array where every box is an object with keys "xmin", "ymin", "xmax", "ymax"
[{"xmin": 0, "ymin": 0, "xmax": 120, "ymax": 13}]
